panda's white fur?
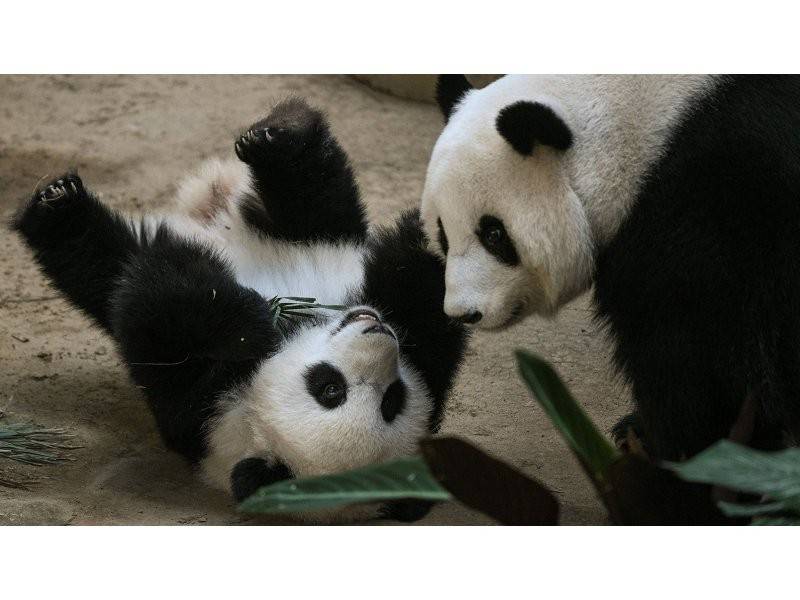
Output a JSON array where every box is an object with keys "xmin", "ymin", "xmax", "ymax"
[
  {"xmin": 143, "ymin": 158, "xmax": 433, "ymax": 497},
  {"xmin": 422, "ymin": 75, "xmax": 718, "ymax": 328}
]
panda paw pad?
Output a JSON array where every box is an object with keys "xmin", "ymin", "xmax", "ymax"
[
  {"xmin": 35, "ymin": 173, "xmax": 84, "ymax": 206},
  {"xmin": 234, "ymin": 128, "xmax": 274, "ymax": 164}
]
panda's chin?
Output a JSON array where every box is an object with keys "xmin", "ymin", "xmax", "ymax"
[{"xmin": 474, "ymin": 301, "xmax": 527, "ymax": 331}]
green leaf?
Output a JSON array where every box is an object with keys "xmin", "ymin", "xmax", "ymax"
[
  {"xmin": 238, "ymin": 456, "xmax": 451, "ymax": 515},
  {"xmin": 717, "ymin": 500, "xmax": 789, "ymax": 518},
  {"xmin": 266, "ymin": 295, "xmax": 348, "ymax": 338},
  {"xmin": 0, "ymin": 415, "xmax": 81, "ymax": 467},
  {"xmin": 752, "ymin": 516, "xmax": 800, "ymax": 526},
  {"xmin": 515, "ymin": 350, "xmax": 619, "ymax": 481},
  {"xmin": 667, "ymin": 440, "xmax": 800, "ymax": 507}
]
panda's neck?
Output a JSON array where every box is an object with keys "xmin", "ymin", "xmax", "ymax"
[{"xmin": 553, "ymin": 74, "xmax": 721, "ymax": 247}]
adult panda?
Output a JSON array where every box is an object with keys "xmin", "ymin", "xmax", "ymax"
[
  {"xmin": 423, "ymin": 74, "xmax": 800, "ymax": 462},
  {"xmin": 13, "ymin": 98, "xmax": 467, "ymax": 522}
]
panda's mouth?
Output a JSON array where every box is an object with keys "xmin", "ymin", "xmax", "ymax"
[{"xmin": 335, "ymin": 309, "xmax": 396, "ymax": 339}]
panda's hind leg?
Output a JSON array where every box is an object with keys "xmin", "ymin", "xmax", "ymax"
[
  {"xmin": 234, "ymin": 98, "xmax": 367, "ymax": 244},
  {"xmin": 12, "ymin": 172, "xmax": 139, "ymax": 332}
]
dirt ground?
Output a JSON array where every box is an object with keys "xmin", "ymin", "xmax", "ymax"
[{"xmin": 0, "ymin": 75, "xmax": 630, "ymax": 525}]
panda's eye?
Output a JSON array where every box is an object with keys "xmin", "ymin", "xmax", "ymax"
[
  {"xmin": 305, "ymin": 361, "xmax": 348, "ymax": 409},
  {"xmin": 477, "ymin": 215, "xmax": 520, "ymax": 266},
  {"xmin": 323, "ymin": 383, "xmax": 344, "ymax": 400},
  {"xmin": 483, "ymin": 225, "xmax": 506, "ymax": 246}
]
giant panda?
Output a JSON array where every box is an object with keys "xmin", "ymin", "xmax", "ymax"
[
  {"xmin": 422, "ymin": 74, "xmax": 800, "ymax": 463},
  {"xmin": 13, "ymin": 97, "xmax": 467, "ymax": 522}
]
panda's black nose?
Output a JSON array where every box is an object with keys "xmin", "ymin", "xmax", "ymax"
[{"xmin": 456, "ymin": 311, "xmax": 482, "ymax": 324}]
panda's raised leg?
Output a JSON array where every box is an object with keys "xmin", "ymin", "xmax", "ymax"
[
  {"xmin": 234, "ymin": 98, "xmax": 367, "ymax": 244},
  {"xmin": 11, "ymin": 173, "xmax": 140, "ymax": 332}
]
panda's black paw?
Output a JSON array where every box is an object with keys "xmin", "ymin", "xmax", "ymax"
[
  {"xmin": 234, "ymin": 128, "xmax": 270, "ymax": 165},
  {"xmin": 234, "ymin": 98, "xmax": 325, "ymax": 166},
  {"xmin": 380, "ymin": 499, "xmax": 435, "ymax": 523},
  {"xmin": 35, "ymin": 173, "xmax": 85, "ymax": 207},
  {"xmin": 612, "ymin": 411, "xmax": 650, "ymax": 457},
  {"xmin": 12, "ymin": 172, "xmax": 87, "ymax": 238}
]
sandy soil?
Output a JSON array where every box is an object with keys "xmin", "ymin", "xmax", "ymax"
[{"xmin": 0, "ymin": 75, "xmax": 630, "ymax": 525}]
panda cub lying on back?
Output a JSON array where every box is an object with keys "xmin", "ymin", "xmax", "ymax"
[{"xmin": 13, "ymin": 98, "xmax": 467, "ymax": 522}]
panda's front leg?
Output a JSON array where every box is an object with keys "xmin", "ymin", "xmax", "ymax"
[
  {"xmin": 234, "ymin": 98, "xmax": 367, "ymax": 244},
  {"xmin": 12, "ymin": 172, "xmax": 140, "ymax": 332}
]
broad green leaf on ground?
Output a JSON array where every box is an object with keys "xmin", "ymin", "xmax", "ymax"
[
  {"xmin": 238, "ymin": 456, "xmax": 451, "ymax": 515},
  {"xmin": 421, "ymin": 437, "xmax": 559, "ymax": 525},
  {"xmin": 515, "ymin": 350, "xmax": 619, "ymax": 481},
  {"xmin": 667, "ymin": 440, "xmax": 800, "ymax": 509},
  {"xmin": 752, "ymin": 516, "xmax": 800, "ymax": 526},
  {"xmin": 717, "ymin": 500, "xmax": 789, "ymax": 518}
]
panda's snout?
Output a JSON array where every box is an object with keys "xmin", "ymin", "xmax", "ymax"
[{"xmin": 337, "ymin": 308, "xmax": 396, "ymax": 339}]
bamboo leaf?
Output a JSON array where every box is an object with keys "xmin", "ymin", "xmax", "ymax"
[
  {"xmin": 515, "ymin": 350, "xmax": 619, "ymax": 481},
  {"xmin": 718, "ymin": 500, "xmax": 789, "ymax": 518},
  {"xmin": 238, "ymin": 456, "xmax": 451, "ymax": 515},
  {"xmin": 752, "ymin": 516, "xmax": 800, "ymax": 526},
  {"xmin": 0, "ymin": 416, "xmax": 81, "ymax": 467},
  {"xmin": 266, "ymin": 295, "xmax": 348, "ymax": 338},
  {"xmin": 667, "ymin": 440, "xmax": 800, "ymax": 506}
]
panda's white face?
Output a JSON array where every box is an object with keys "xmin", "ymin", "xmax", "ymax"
[
  {"xmin": 424, "ymin": 74, "xmax": 720, "ymax": 331},
  {"xmin": 204, "ymin": 306, "xmax": 431, "ymax": 486},
  {"xmin": 421, "ymin": 79, "xmax": 595, "ymax": 329}
]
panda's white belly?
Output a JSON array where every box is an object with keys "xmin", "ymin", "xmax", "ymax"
[{"xmin": 225, "ymin": 237, "xmax": 366, "ymax": 305}]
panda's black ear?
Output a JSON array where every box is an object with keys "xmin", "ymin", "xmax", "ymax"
[
  {"xmin": 436, "ymin": 75, "xmax": 474, "ymax": 123},
  {"xmin": 496, "ymin": 101, "xmax": 573, "ymax": 155}
]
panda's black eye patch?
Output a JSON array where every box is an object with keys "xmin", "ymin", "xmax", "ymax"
[
  {"xmin": 304, "ymin": 361, "xmax": 347, "ymax": 409},
  {"xmin": 477, "ymin": 215, "xmax": 519, "ymax": 266},
  {"xmin": 381, "ymin": 380, "xmax": 407, "ymax": 424},
  {"xmin": 437, "ymin": 217, "xmax": 449, "ymax": 256}
]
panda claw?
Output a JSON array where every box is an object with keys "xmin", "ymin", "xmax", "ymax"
[{"xmin": 33, "ymin": 173, "xmax": 85, "ymax": 206}]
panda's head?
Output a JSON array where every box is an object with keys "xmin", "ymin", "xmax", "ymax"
[
  {"xmin": 421, "ymin": 75, "xmax": 595, "ymax": 329},
  {"xmin": 217, "ymin": 305, "xmax": 431, "ymax": 481}
]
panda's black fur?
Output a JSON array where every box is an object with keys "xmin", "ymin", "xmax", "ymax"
[
  {"xmin": 595, "ymin": 75, "xmax": 800, "ymax": 460},
  {"xmin": 12, "ymin": 98, "xmax": 467, "ymax": 521}
]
